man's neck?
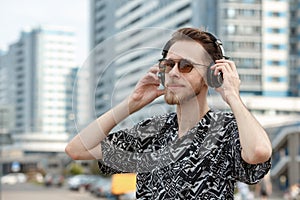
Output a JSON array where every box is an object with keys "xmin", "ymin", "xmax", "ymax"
[{"xmin": 176, "ymin": 97, "xmax": 210, "ymax": 138}]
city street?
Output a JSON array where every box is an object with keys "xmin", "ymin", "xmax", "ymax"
[
  {"xmin": 1, "ymin": 182, "xmax": 105, "ymax": 200},
  {"xmin": 1, "ymin": 182, "xmax": 285, "ymax": 200}
]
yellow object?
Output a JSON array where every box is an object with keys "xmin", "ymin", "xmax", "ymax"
[{"xmin": 111, "ymin": 173, "xmax": 136, "ymax": 195}]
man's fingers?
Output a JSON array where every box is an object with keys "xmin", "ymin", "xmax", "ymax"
[
  {"xmin": 148, "ymin": 64, "xmax": 160, "ymax": 73},
  {"xmin": 212, "ymin": 60, "xmax": 239, "ymax": 77}
]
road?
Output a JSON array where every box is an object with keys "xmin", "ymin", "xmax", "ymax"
[
  {"xmin": 1, "ymin": 182, "xmax": 105, "ymax": 200},
  {"xmin": 1, "ymin": 182, "xmax": 285, "ymax": 200}
]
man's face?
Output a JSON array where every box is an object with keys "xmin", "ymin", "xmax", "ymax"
[{"xmin": 163, "ymin": 40, "xmax": 210, "ymax": 105}]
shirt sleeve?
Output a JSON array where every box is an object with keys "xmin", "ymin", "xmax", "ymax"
[
  {"xmin": 229, "ymin": 119, "xmax": 272, "ymax": 184},
  {"xmin": 98, "ymin": 129, "xmax": 139, "ymax": 174},
  {"xmin": 98, "ymin": 114, "xmax": 173, "ymax": 175}
]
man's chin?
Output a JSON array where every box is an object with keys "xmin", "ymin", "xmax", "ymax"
[
  {"xmin": 164, "ymin": 89, "xmax": 200, "ymax": 105},
  {"xmin": 164, "ymin": 92, "xmax": 180, "ymax": 105},
  {"xmin": 165, "ymin": 99, "xmax": 178, "ymax": 105}
]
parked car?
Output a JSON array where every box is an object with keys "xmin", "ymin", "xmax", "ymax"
[
  {"xmin": 44, "ymin": 174, "xmax": 64, "ymax": 187},
  {"xmin": 119, "ymin": 191, "xmax": 136, "ymax": 200},
  {"xmin": 90, "ymin": 177, "xmax": 115, "ymax": 198},
  {"xmin": 52, "ymin": 174, "xmax": 64, "ymax": 187},
  {"xmin": 34, "ymin": 173, "xmax": 44, "ymax": 183},
  {"xmin": 26, "ymin": 172, "xmax": 44, "ymax": 183},
  {"xmin": 1, "ymin": 173, "xmax": 27, "ymax": 185},
  {"xmin": 285, "ymin": 183, "xmax": 300, "ymax": 199},
  {"xmin": 90, "ymin": 174, "xmax": 136, "ymax": 200},
  {"xmin": 67, "ymin": 174, "xmax": 98, "ymax": 191}
]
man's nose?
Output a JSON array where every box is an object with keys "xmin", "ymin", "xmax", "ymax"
[{"xmin": 168, "ymin": 63, "xmax": 180, "ymax": 77}]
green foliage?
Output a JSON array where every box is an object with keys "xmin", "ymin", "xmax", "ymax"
[
  {"xmin": 90, "ymin": 160, "xmax": 100, "ymax": 175},
  {"xmin": 69, "ymin": 162, "xmax": 84, "ymax": 175}
]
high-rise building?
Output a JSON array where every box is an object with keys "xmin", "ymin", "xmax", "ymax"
[
  {"xmin": 89, "ymin": 1, "xmax": 117, "ymax": 119},
  {"xmin": 90, "ymin": 0, "xmax": 300, "ymax": 118},
  {"xmin": 90, "ymin": 0, "xmax": 218, "ymax": 126},
  {"xmin": 292, "ymin": 0, "xmax": 300, "ymax": 96},
  {"xmin": 89, "ymin": 0, "xmax": 300, "ymax": 115},
  {"xmin": 219, "ymin": 0, "xmax": 300, "ymax": 97},
  {"xmin": 217, "ymin": 0, "xmax": 263, "ymax": 95},
  {"xmin": 0, "ymin": 25, "xmax": 77, "ymax": 135}
]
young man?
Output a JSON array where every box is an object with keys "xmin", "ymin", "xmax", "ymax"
[{"xmin": 65, "ymin": 27, "xmax": 272, "ymax": 199}]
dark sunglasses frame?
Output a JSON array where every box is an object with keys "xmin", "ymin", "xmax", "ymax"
[{"xmin": 158, "ymin": 58, "xmax": 208, "ymax": 73}]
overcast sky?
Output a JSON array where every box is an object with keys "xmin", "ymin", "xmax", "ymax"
[{"xmin": 0, "ymin": 0, "xmax": 89, "ymax": 65}]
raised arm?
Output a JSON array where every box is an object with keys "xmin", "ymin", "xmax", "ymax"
[
  {"xmin": 65, "ymin": 65, "xmax": 164, "ymax": 160},
  {"xmin": 213, "ymin": 59, "xmax": 272, "ymax": 164}
]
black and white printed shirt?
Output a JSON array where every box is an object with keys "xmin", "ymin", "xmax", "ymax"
[{"xmin": 99, "ymin": 110, "xmax": 271, "ymax": 199}]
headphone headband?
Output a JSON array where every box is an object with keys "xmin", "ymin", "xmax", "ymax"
[{"xmin": 204, "ymin": 32, "xmax": 230, "ymax": 60}]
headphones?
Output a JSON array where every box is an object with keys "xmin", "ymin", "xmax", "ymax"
[{"xmin": 159, "ymin": 31, "xmax": 229, "ymax": 88}]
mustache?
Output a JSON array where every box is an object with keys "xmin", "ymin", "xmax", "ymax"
[{"xmin": 165, "ymin": 79, "xmax": 187, "ymax": 86}]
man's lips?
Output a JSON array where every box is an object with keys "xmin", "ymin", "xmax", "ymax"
[{"xmin": 166, "ymin": 84, "xmax": 185, "ymax": 89}]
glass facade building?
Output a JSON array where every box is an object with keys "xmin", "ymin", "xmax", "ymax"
[{"xmin": 0, "ymin": 25, "xmax": 77, "ymax": 135}]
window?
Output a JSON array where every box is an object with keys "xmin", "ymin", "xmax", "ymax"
[
  {"xmin": 227, "ymin": 9, "xmax": 236, "ymax": 18},
  {"xmin": 227, "ymin": 25, "xmax": 236, "ymax": 34},
  {"xmin": 266, "ymin": 44, "xmax": 286, "ymax": 50},
  {"xmin": 266, "ymin": 28, "xmax": 286, "ymax": 34}
]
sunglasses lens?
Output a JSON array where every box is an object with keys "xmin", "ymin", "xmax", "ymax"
[
  {"xmin": 159, "ymin": 60, "xmax": 174, "ymax": 73},
  {"xmin": 179, "ymin": 59, "xmax": 193, "ymax": 73},
  {"xmin": 159, "ymin": 59, "xmax": 193, "ymax": 73}
]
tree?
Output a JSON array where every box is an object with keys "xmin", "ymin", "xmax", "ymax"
[{"xmin": 68, "ymin": 162, "xmax": 84, "ymax": 175}]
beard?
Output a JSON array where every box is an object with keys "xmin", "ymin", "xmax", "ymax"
[{"xmin": 164, "ymin": 82, "xmax": 202, "ymax": 105}]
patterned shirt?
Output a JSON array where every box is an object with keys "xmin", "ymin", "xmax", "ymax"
[{"xmin": 99, "ymin": 110, "xmax": 271, "ymax": 199}]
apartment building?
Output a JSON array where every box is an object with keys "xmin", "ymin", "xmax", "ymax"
[
  {"xmin": 90, "ymin": 0, "xmax": 218, "ymax": 125},
  {"xmin": 0, "ymin": 25, "xmax": 77, "ymax": 135},
  {"xmin": 219, "ymin": 0, "xmax": 300, "ymax": 96}
]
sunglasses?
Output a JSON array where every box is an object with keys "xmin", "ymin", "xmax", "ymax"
[{"xmin": 158, "ymin": 58, "xmax": 208, "ymax": 73}]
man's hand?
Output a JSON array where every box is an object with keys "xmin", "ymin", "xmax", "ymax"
[
  {"xmin": 210, "ymin": 59, "xmax": 241, "ymax": 106},
  {"xmin": 128, "ymin": 65, "xmax": 165, "ymax": 114}
]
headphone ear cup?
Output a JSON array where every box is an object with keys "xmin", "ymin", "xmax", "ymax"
[{"xmin": 206, "ymin": 63, "xmax": 223, "ymax": 88}]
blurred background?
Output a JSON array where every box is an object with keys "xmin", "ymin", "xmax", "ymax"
[{"xmin": 1, "ymin": 0, "xmax": 300, "ymax": 199}]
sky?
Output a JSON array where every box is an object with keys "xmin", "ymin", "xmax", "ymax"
[{"xmin": 0, "ymin": 0, "xmax": 89, "ymax": 65}]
